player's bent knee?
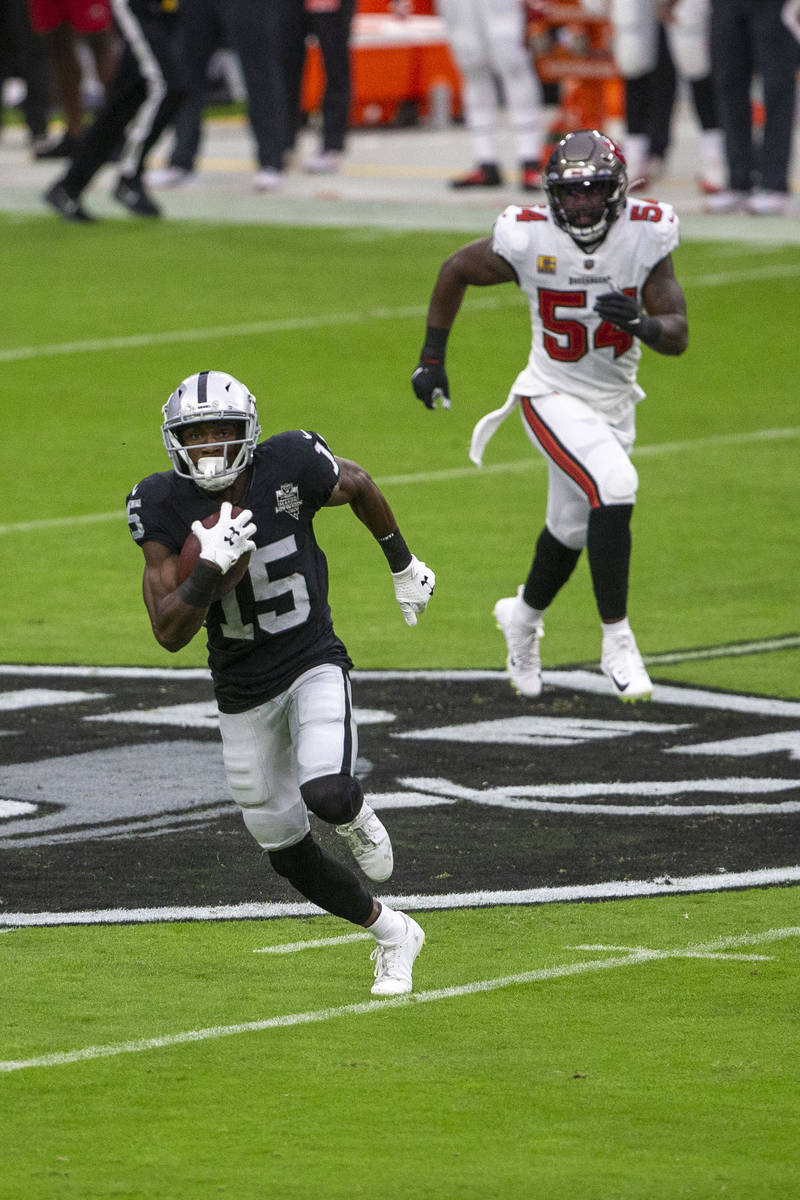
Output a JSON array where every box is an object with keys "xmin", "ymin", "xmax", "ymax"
[
  {"xmin": 602, "ymin": 461, "xmax": 638, "ymax": 505},
  {"xmin": 301, "ymin": 773, "xmax": 363, "ymax": 825},
  {"xmin": 547, "ymin": 509, "xmax": 588, "ymax": 550}
]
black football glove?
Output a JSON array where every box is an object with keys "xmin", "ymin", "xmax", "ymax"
[
  {"xmin": 593, "ymin": 291, "xmax": 662, "ymax": 346},
  {"xmin": 411, "ymin": 326, "xmax": 451, "ymax": 410},
  {"xmin": 411, "ymin": 356, "xmax": 450, "ymax": 410}
]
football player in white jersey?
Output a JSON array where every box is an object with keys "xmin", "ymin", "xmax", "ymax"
[
  {"xmin": 127, "ymin": 370, "xmax": 435, "ymax": 995},
  {"xmin": 411, "ymin": 129, "xmax": 688, "ymax": 702}
]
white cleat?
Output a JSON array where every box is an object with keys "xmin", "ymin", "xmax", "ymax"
[
  {"xmin": 145, "ymin": 165, "xmax": 192, "ymax": 188},
  {"xmin": 702, "ymin": 189, "xmax": 748, "ymax": 214},
  {"xmin": 493, "ymin": 590, "xmax": 544, "ymax": 697},
  {"xmin": 745, "ymin": 190, "xmax": 790, "ymax": 216},
  {"xmin": 304, "ymin": 150, "xmax": 341, "ymax": 175},
  {"xmin": 252, "ymin": 168, "xmax": 284, "ymax": 193},
  {"xmin": 336, "ymin": 802, "xmax": 393, "ymax": 882},
  {"xmin": 370, "ymin": 915, "xmax": 425, "ymax": 996},
  {"xmin": 601, "ymin": 629, "xmax": 652, "ymax": 702}
]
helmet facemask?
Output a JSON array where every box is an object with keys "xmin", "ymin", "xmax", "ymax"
[
  {"xmin": 544, "ymin": 129, "xmax": 628, "ymax": 250},
  {"xmin": 174, "ymin": 423, "xmax": 250, "ymax": 492},
  {"xmin": 548, "ymin": 179, "xmax": 619, "ymax": 249},
  {"xmin": 161, "ymin": 370, "xmax": 261, "ymax": 492}
]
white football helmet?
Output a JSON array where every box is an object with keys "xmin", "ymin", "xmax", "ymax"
[{"xmin": 161, "ymin": 370, "xmax": 261, "ymax": 492}]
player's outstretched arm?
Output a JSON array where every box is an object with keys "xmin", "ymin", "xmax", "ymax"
[
  {"xmin": 412, "ymin": 238, "xmax": 517, "ymax": 410},
  {"xmin": 327, "ymin": 458, "xmax": 435, "ymax": 626}
]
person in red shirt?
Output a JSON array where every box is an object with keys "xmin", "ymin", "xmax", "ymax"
[{"xmin": 28, "ymin": 0, "xmax": 117, "ymax": 159}]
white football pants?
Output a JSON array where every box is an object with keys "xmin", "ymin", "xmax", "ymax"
[
  {"xmin": 437, "ymin": 0, "xmax": 543, "ymax": 163},
  {"xmin": 217, "ymin": 662, "xmax": 358, "ymax": 852},
  {"xmin": 518, "ymin": 391, "xmax": 638, "ymax": 550},
  {"xmin": 610, "ymin": 0, "xmax": 711, "ymax": 80}
]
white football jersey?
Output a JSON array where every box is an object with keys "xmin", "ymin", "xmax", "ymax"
[{"xmin": 491, "ymin": 196, "xmax": 680, "ymax": 419}]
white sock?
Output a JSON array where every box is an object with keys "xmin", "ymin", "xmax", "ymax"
[
  {"xmin": 602, "ymin": 617, "xmax": 631, "ymax": 638},
  {"xmin": 368, "ymin": 904, "xmax": 407, "ymax": 945},
  {"xmin": 514, "ymin": 594, "xmax": 544, "ymax": 628},
  {"xmin": 623, "ymin": 133, "xmax": 648, "ymax": 185},
  {"xmin": 701, "ymin": 128, "xmax": 725, "ymax": 187}
]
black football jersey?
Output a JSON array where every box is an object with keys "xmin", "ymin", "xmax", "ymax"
[{"xmin": 126, "ymin": 430, "xmax": 352, "ymax": 712}]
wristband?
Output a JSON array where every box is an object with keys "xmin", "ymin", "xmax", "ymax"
[
  {"xmin": 377, "ymin": 530, "xmax": 412, "ymax": 573},
  {"xmin": 421, "ymin": 325, "xmax": 449, "ymax": 358},
  {"xmin": 177, "ymin": 559, "xmax": 221, "ymax": 608},
  {"xmin": 638, "ymin": 316, "xmax": 663, "ymax": 347}
]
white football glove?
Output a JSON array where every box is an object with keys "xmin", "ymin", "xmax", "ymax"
[
  {"xmin": 192, "ymin": 501, "xmax": 257, "ymax": 575},
  {"xmin": 392, "ymin": 555, "xmax": 435, "ymax": 626}
]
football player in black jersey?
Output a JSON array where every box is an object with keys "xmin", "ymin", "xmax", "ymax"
[{"xmin": 126, "ymin": 370, "xmax": 435, "ymax": 995}]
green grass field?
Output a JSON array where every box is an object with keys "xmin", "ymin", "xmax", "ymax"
[
  {"xmin": 1, "ymin": 216, "xmax": 798, "ymax": 687},
  {"xmin": 4, "ymin": 892, "xmax": 799, "ymax": 1199},
  {"xmin": 1, "ymin": 212, "xmax": 799, "ymax": 1198}
]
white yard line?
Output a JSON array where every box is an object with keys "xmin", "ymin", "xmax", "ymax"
[
  {"xmin": 643, "ymin": 634, "xmax": 800, "ymax": 665},
  {"xmin": 3, "ymin": 865, "xmax": 800, "ymax": 929},
  {"xmin": 1, "ymin": 926, "xmax": 796, "ymax": 1074},
  {"xmin": 1, "ymin": 263, "xmax": 798, "ymax": 366},
  {"xmin": 1, "ymin": 426, "xmax": 799, "ymax": 537},
  {"xmin": 0, "ymin": 296, "xmax": 507, "ymax": 365},
  {"xmin": 253, "ymin": 933, "xmax": 372, "ymax": 954}
]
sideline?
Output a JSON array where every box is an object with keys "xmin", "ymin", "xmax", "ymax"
[
  {"xmin": 1, "ymin": 632, "xmax": 798, "ymax": 675},
  {"xmin": 3, "ymin": 865, "xmax": 800, "ymax": 929},
  {"xmin": 1, "ymin": 926, "xmax": 797, "ymax": 1073}
]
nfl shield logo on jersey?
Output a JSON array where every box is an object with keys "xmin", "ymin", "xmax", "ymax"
[{"xmin": 275, "ymin": 482, "xmax": 301, "ymax": 519}]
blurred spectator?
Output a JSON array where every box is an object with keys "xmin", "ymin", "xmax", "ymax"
[
  {"xmin": 283, "ymin": 0, "xmax": 357, "ymax": 175},
  {"xmin": 0, "ymin": 0, "xmax": 50, "ymax": 151},
  {"xmin": 598, "ymin": 0, "xmax": 725, "ymax": 193},
  {"xmin": 624, "ymin": 21, "xmax": 677, "ymax": 189},
  {"xmin": 44, "ymin": 0, "xmax": 185, "ymax": 221},
  {"xmin": 436, "ymin": 0, "xmax": 545, "ymax": 191},
  {"xmin": 146, "ymin": 0, "xmax": 291, "ymax": 194},
  {"xmin": 28, "ymin": 0, "xmax": 117, "ymax": 159},
  {"xmin": 706, "ymin": 0, "xmax": 800, "ymax": 214}
]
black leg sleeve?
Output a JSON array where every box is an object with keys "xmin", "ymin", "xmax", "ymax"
[
  {"xmin": 269, "ymin": 833, "xmax": 373, "ymax": 925},
  {"xmin": 522, "ymin": 526, "xmax": 582, "ymax": 612},
  {"xmin": 586, "ymin": 504, "xmax": 633, "ymax": 623}
]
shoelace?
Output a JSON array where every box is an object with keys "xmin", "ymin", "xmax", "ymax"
[
  {"xmin": 509, "ymin": 625, "xmax": 542, "ymax": 667},
  {"xmin": 603, "ymin": 633, "xmax": 645, "ymax": 681},
  {"xmin": 370, "ymin": 943, "xmax": 397, "ymax": 979},
  {"xmin": 604, "ymin": 632, "xmax": 637, "ymax": 662},
  {"xmin": 341, "ymin": 814, "xmax": 381, "ymax": 847},
  {"xmin": 350, "ymin": 824, "xmax": 378, "ymax": 848}
]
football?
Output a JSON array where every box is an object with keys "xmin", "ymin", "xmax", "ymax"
[{"xmin": 177, "ymin": 507, "xmax": 252, "ymax": 600}]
